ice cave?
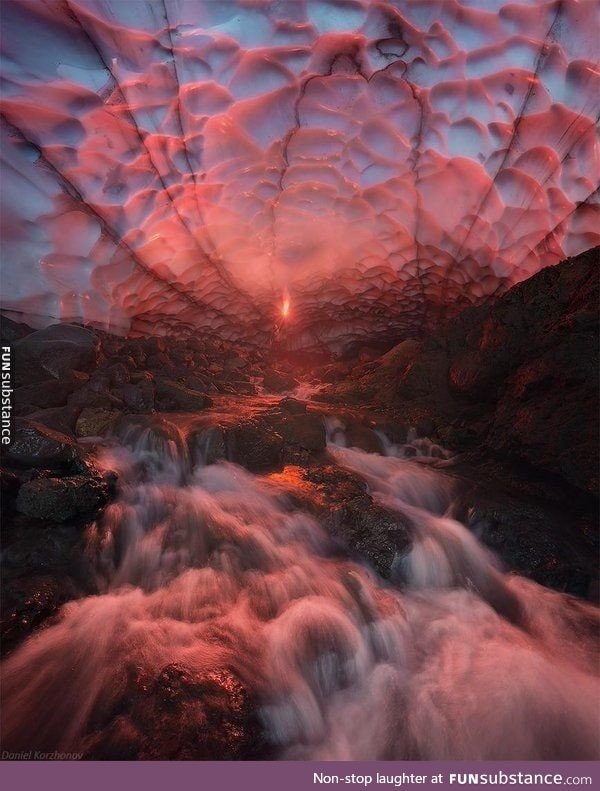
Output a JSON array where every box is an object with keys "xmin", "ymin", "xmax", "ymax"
[{"xmin": 0, "ymin": 0, "xmax": 599, "ymax": 764}]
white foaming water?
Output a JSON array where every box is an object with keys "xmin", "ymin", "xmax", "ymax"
[
  {"xmin": 1, "ymin": 416, "xmax": 598, "ymax": 759},
  {"xmin": 289, "ymin": 382, "xmax": 326, "ymax": 401}
]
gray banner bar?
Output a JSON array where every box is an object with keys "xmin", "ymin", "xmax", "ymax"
[{"xmin": 0, "ymin": 761, "xmax": 598, "ymax": 791}]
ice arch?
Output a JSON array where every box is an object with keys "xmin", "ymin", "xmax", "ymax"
[{"xmin": 1, "ymin": 0, "xmax": 598, "ymax": 351}]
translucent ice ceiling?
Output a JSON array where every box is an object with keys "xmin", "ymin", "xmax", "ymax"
[{"xmin": 1, "ymin": 0, "xmax": 598, "ymax": 350}]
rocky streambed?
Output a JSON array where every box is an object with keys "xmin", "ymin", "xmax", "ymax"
[
  {"xmin": 1, "ymin": 383, "xmax": 598, "ymax": 759},
  {"xmin": 0, "ymin": 250, "xmax": 598, "ymax": 760},
  {"xmin": 1, "ymin": 370, "xmax": 597, "ymax": 656}
]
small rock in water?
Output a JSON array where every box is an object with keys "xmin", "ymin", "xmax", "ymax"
[
  {"xmin": 345, "ymin": 422, "xmax": 384, "ymax": 454},
  {"xmin": 279, "ymin": 397, "xmax": 307, "ymax": 414},
  {"xmin": 76, "ymin": 408, "xmax": 119, "ymax": 438},
  {"xmin": 226, "ymin": 420, "xmax": 284, "ymax": 471},
  {"xmin": 120, "ymin": 381, "xmax": 155, "ymax": 413},
  {"xmin": 263, "ymin": 369, "xmax": 298, "ymax": 393},
  {"xmin": 154, "ymin": 378, "xmax": 212, "ymax": 412}
]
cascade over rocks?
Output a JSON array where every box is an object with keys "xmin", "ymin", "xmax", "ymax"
[{"xmin": 269, "ymin": 463, "xmax": 412, "ymax": 580}]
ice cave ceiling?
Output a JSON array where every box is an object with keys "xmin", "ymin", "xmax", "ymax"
[{"xmin": 0, "ymin": 0, "xmax": 599, "ymax": 350}]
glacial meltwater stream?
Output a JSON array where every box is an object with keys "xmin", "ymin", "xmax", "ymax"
[{"xmin": 1, "ymin": 398, "xmax": 598, "ymax": 760}]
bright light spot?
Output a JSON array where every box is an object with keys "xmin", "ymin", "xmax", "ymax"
[{"xmin": 281, "ymin": 297, "xmax": 290, "ymax": 318}]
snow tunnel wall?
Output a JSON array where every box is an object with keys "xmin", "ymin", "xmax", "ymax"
[{"xmin": 1, "ymin": 0, "xmax": 599, "ymax": 352}]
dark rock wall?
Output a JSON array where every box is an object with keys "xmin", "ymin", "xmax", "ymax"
[{"xmin": 331, "ymin": 248, "xmax": 599, "ymax": 497}]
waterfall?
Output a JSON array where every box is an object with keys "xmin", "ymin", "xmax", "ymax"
[{"xmin": 1, "ymin": 410, "xmax": 598, "ymax": 760}]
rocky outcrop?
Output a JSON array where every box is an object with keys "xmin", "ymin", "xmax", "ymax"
[
  {"xmin": 1, "ymin": 416, "xmax": 112, "ymax": 650},
  {"xmin": 327, "ymin": 248, "xmax": 599, "ymax": 497},
  {"xmin": 0, "ymin": 512, "xmax": 95, "ymax": 655},
  {"xmin": 2, "ymin": 419, "xmax": 111, "ymax": 523},
  {"xmin": 4, "ymin": 315, "xmax": 309, "ymax": 437}
]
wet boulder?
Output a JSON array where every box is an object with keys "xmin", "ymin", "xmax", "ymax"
[
  {"xmin": 155, "ymin": 378, "xmax": 212, "ymax": 412},
  {"xmin": 87, "ymin": 664, "xmax": 265, "ymax": 760},
  {"xmin": 334, "ymin": 499, "xmax": 412, "ymax": 580},
  {"xmin": 15, "ymin": 474, "xmax": 109, "ymax": 522},
  {"xmin": 305, "ymin": 465, "xmax": 411, "ymax": 578},
  {"xmin": 4, "ymin": 419, "xmax": 85, "ymax": 470},
  {"xmin": 1, "ymin": 573, "xmax": 79, "ymax": 653},
  {"xmin": 120, "ymin": 381, "xmax": 155, "ymax": 413},
  {"xmin": 226, "ymin": 420, "xmax": 283, "ymax": 471},
  {"xmin": 279, "ymin": 397, "xmax": 307, "ymax": 415},
  {"xmin": 262, "ymin": 369, "xmax": 298, "ymax": 393},
  {"xmin": 345, "ymin": 423, "xmax": 385, "ymax": 454},
  {"xmin": 269, "ymin": 464, "xmax": 411, "ymax": 579},
  {"xmin": 13, "ymin": 324, "xmax": 99, "ymax": 386},
  {"xmin": 75, "ymin": 408, "xmax": 120, "ymax": 438},
  {"xmin": 262, "ymin": 411, "xmax": 326, "ymax": 453}
]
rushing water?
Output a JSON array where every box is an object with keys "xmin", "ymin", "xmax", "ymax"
[{"xmin": 1, "ymin": 406, "xmax": 598, "ymax": 759}]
